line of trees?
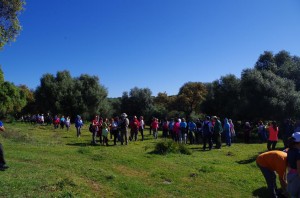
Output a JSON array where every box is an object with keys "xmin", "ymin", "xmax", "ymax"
[{"xmin": 1, "ymin": 50, "xmax": 300, "ymax": 123}]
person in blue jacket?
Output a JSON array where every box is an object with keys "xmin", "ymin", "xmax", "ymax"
[
  {"xmin": 224, "ymin": 118, "xmax": 231, "ymax": 146},
  {"xmin": 75, "ymin": 115, "xmax": 83, "ymax": 137}
]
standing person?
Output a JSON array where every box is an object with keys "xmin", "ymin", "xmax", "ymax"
[
  {"xmin": 162, "ymin": 118, "xmax": 169, "ymax": 140},
  {"xmin": 65, "ymin": 116, "xmax": 71, "ymax": 131},
  {"xmin": 139, "ymin": 116, "xmax": 145, "ymax": 141},
  {"xmin": 53, "ymin": 115, "xmax": 60, "ymax": 129},
  {"xmin": 224, "ymin": 118, "xmax": 231, "ymax": 146},
  {"xmin": 180, "ymin": 118, "xmax": 187, "ymax": 144},
  {"xmin": 102, "ymin": 118, "xmax": 109, "ymax": 146},
  {"xmin": 168, "ymin": 118, "xmax": 174, "ymax": 140},
  {"xmin": 120, "ymin": 113, "xmax": 129, "ymax": 145},
  {"xmin": 256, "ymin": 150, "xmax": 288, "ymax": 198},
  {"xmin": 91, "ymin": 115, "xmax": 99, "ymax": 144},
  {"xmin": 213, "ymin": 116, "xmax": 223, "ymax": 149},
  {"xmin": 195, "ymin": 119, "xmax": 202, "ymax": 144},
  {"xmin": 286, "ymin": 132, "xmax": 300, "ymax": 197},
  {"xmin": 282, "ymin": 119, "xmax": 294, "ymax": 148},
  {"xmin": 152, "ymin": 118, "xmax": 159, "ymax": 139},
  {"xmin": 130, "ymin": 116, "xmax": 140, "ymax": 141},
  {"xmin": 202, "ymin": 116, "xmax": 213, "ymax": 151},
  {"xmin": 188, "ymin": 120, "xmax": 196, "ymax": 145},
  {"xmin": 173, "ymin": 118, "xmax": 180, "ymax": 142},
  {"xmin": 60, "ymin": 116, "xmax": 65, "ymax": 129},
  {"xmin": 75, "ymin": 115, "xmax": 83, "ymax": 138},
  {"xmin": 258, "ymin": 121, "xmax": 267, "ymax": 143},
  {"xmin": 244, "ymin": 122, "xmax": 252, "ymax": 144},
  {"xmin": 0, "ymin": 121, "xmax": 9, "ymax": 171},
  {"xmin": 111, "ymin": 117, "xmax": 119, "ymax": 145},
  {"xmin": 228, "ymin": 119, "xmax": 235, "ymax": 143},
  {"xmin": 267, "ymin": 121, "xmax": 279, "ymax": 151}
]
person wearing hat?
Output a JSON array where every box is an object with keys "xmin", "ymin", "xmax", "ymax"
[
  {"xmin": 0, "ymin": 120, "xmax": 9, "ymax": 171},
  {"xmin": 286, "ymin": 132, "xmax": 300, "ymax": 197},
  {"xmin": 120, "ymin": 113, "xmax": 129, "ymax": 145},
  {"xmin": 256, "ymin": 150, "xmax": 288, "ymax": 198}
]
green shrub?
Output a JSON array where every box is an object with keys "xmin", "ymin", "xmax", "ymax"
[{"xmin": 153, "ymin": 140, "xmax": 191, "ymax": 155}]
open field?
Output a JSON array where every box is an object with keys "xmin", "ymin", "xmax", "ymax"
[{"xmin": 0, "ymin": 123, "xmax": 282, "ymax": 197}]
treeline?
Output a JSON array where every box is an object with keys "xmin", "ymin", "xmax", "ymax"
[{"xmin": 1, "ymin": 50, "xmax": 300, "ymax": 122}]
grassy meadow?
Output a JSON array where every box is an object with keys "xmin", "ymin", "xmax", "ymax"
[{"xmin": 0, "ymin": 122, "xmax": 281, "ymax": 198}]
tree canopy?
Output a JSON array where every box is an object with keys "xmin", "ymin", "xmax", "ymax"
[{"xmin": 0, "ymin": 0, "xmax": 25, "ymax": 49}]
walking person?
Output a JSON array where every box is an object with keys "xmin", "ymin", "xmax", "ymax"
[
  {"xmin": 0, "ymin": 121, "xmax": 9, "ymax": 171},
  {"xmin": 267, "ymin": 121, "xmax": 279, "ymax": 151},
  {"xmin": 65, "ymin": 116, "xmax": 71, "ymax": 131},
  {"xmin": 75, "ymin": 115, "xmax": 83, "ymax": 138}
]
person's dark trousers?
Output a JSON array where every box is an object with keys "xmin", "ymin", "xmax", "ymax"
[
  {"xmin": 267, "ymin": 141, "xmax": 277, "ymax": 151},
  {"xmin": 226, "ymin": 135, "xmax": 231, "ymax": 146},
  {"xmin": 112, "ymin": 129, "xmax": 119, "ymax": 145},
  {"xmin": 0, "ymin": 143, "xmax": 6, "ymax": 166},
  {"xmin": 214, "ymin": 133, "xmax": 222, "ymax": 149},
  {"xmin": 76, "ymin": 127, "xmax": 81, "ymax": 137},
  {"xmin": 257, "ymin": 163, "xmax": 278, "ymax": 198},
  {"xmin": 139, "ymin": 128, "xmax": 144, "ymax": 141},
  {"xmin": 194, "ymin": 131, "xmax": 200, "ymax": 144},
  {"xmin": 92, "ymin": 131, "xmax": 97, "ymax": 144},
  {"xmin": 189, "ymin": 131, "xmax": 195, "ymax": 144},
  {"xmin": 203, "ymin": 133, "xmax": 213, "ymax": 150}
]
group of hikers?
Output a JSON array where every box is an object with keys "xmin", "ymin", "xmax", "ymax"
[
  {"xmin": 1, "ymin": 113, "xmax": 300, "ymax": 197},
  {"xmin": 85, "ymin": 114, "xmax": 232, "ymax": 149}
]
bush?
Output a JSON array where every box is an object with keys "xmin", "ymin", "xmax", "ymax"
[{"xmin": 153, "ymin": 140, "xmax": 191, "ymax": 155}]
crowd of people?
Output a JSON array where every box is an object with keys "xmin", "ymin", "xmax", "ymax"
[{"xmin": 1, "ymin": 113, "xmax": 300, "ymax": 197}]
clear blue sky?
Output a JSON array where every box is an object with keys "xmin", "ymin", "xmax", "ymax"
[{"xmin": 0, "ymin": 0, "xmax": 300, "ymax": 98}]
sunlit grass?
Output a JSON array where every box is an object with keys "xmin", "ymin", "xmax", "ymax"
[{"xmin": 0, "ymin": 122, "xmax": 278, "ymax": 197}]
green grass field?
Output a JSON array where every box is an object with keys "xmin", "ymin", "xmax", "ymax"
[{"xmin": 0, "ymin": 123, "xmax": 281, "ymax": 197}]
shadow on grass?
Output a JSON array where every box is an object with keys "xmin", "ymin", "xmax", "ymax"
[
  {"xmin": 252, "ymin": 187, "xmax": 268, "ymax": 198},
  {"xmin": 66, "ymin": 143, "xmax": 90, "ymax": 147},
  {"xmin": 236, "ymin": 155, "xmax": 258, "ymax": 164}
]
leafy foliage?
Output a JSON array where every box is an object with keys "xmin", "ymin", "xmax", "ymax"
[
  {"xmin": 35, "ymin": 71, "xmax": 108, "ymax": 120},
  {"xmin": 0, "ymin": 0, "xmax": 25, "ymax": 49}
]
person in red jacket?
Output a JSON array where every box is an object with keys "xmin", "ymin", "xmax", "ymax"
[
  {"xmin": 152, "ymin": 118, "xmax": 159, "ymax": 139},
  {"xmin": 267, "ymin": 121, "xmax": 279, "ymax": 151},
  {"xmin": 130, "ymin": 116, "xmax": 140, "ymax": 141}
]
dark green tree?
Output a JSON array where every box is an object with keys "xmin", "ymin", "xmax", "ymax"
[
  {"xmin": 35, "ymin": 71, "xmax": 109, "ymax": 120},
  {"xmin": 120, "ymin": 87, "xmax": 153, "ymax": 118},
  {"xmin": 0, "ymin": 0, "xmax": 25, "ymax": 49},
  {"xmin": 202, "ymin": 75, "xmax": 241, "ymax": 119},
  {"xmin": 240, "ymin": 69, "xmax": 300, "ymax": 120}
]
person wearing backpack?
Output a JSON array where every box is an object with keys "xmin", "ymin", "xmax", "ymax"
[
  {"xmin": 162, "ymin": 118, "xmax": 169, "ymax": 140},
  {"xmin": 202, "ymin": 116, "xmax": 213, "ymax": 151}
]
